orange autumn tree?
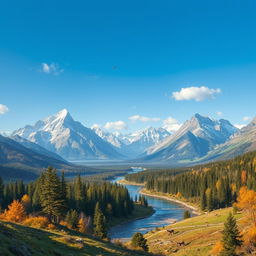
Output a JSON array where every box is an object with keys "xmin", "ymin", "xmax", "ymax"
[
  {"xmin": 211, "ymin": 241, "xmax": 223, "ymax": 255},
  {"xmin": 241, "ymin": 170, "xmax": 247, "ymax": 185},
  {"xmin": 78, "ymin": 217, "xmax": 87, "ymax": 233},
  {"xmin": 235, "ymin": 186, "xmax": 256, "ymax": 225},
  {"xmin": 236, "ymin": 187, "xmax": 256, "ymax": 252},
  {"xmin": 4, "ymin": 200, "xmax": 26, "ymax": 223},
  {"xmin": 21, "ymin": 194, "xmax": 31, "ymax": 210}
]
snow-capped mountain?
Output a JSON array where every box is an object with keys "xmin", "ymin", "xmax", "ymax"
[
  {"xmin": 200, "ymin": 116, "xmax": 256, "ymax": 162},
  {"xmin": 10, "ymin": 135, "xmax": 66, "ymax": 162},
  {"xmin": 12, "ymin": 109, "xmax": 123, "ymax": 161},
  {"xmin": 94, "ymin": 127, "xmax": 171, "ymax": 157},
  {"xmin": 142, "ymin": 114, "xmax": 238, "ymax": 164},
  {"xmin": 92, "ymin": 127, "xmax": 125, "ymax": 148},
  {"xmin": 122, "ymin": 127, "xmax": 171, "ymax": 156}
]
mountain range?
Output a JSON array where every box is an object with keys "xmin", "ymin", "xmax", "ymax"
[
  {"xmin": 5, "ymin": 109, "xmax": 256, "ymax": 168},
  {"xmin": 12, "ymin": 109, "xmax": 123, "ymax": 161}
]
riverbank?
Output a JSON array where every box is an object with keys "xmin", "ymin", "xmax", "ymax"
[
  {"xmin": 140, "ymin": 189, "xmax": 201, "ymax": 215},
  {"xmin": 118, "ymin": 178, "xmax": 201, "ymax": 215},
  {"xmin": 116, "ymin": 179, "xmax": 145, "ymax": 186},
  {"xmin": 108, "ymin": 204, "xmax": 155, "ymax": 228}
]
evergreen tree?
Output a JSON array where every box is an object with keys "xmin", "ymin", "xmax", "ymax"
[
  {"xmin": 221, "ymin": 213, "xmax": 242, "ymax": 256},
  {"xmin": 93, "ymin": 202, "xmax": 107, "ymax": 239},
  {"xmin": 39, "ymin": 167, "xmax": 66, "ymax": 224},
  {"xmin": 200, "ymin": 188, "xmax": 206, "ymax": 210},
  {"xmin": 74, "ymin": 175, "xmax": 84, "ymax": 210},
  {"xmin": 131, "ymin": 232, "xmax": 148, "ymax": 251},
  {"xmin": 183, "ymin": 210, "xmax": 191, "ymax": 219},
  {"xmin": 65, "ymin": 209, "xmax": 79, "ymax": 229}
]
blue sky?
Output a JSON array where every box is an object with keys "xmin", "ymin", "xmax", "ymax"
[{"xmin": 0, "ymin": 0, "xmax": 256, "ymax": 133}]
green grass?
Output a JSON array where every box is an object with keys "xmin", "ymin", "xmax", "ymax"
[
  {"xmin": 144, "ymin": 208, "xmax": 246, "ymax": 256},
  {"xmin": 0, "ymin": 220, "xmax": 151, "ymax": 256}
]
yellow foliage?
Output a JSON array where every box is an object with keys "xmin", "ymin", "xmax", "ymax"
[
  {"xmin": 4, "ymin": 200, "xmax": 26, "ymax": 223},
  {"xmin": 78, "ymin": 217, "xmax": 87, "ymax": 233},
  {"xmin": 235, "ymin": 186, "xmax": 256, "ymax": 225},
  {"xmin": 216, "ymin": 180, "xmax": 221, "ymax": 191},
  {"xmin": 23, "ymin": 216, "xmax": 49, "ymax": 229},
  {"xmin": 231, "ymin": 183, "xmax": 236, "ymax": 193},
  {"xmin": 243, "ymin": 225, "xmax": 256, "ymax": 246},
  {"xmin": 47, "ymin": 223, "xmax": 56, "ymax": 230},
  {"xmin": 21, "ymin": 194, "xmax": 31, "ymax": 206},
  {"xmin": 211, "ymin": 241, "xmax": 223, "ymax": 255},
  {"xmin": 176, "ymin": 192, "xmax": 183, "ymax": 198}
]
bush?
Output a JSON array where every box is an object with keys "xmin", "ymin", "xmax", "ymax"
[
  {"xmin": 47, "ymin": 223, "xmax": 56, "ymax": 230},
  {"xmin": 23, "ymin": 216, "xmax": 49, "ymax": 229},
  {"xmin": 131, "ymin": 232, "xmax": 148, "ymax": 251}
]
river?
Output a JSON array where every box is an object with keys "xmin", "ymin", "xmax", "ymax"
[{"xmin": 109, "ymin": 167, "xmax": 194, "ymax": 241}]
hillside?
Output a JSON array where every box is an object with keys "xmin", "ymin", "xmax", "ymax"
[
  {"xmin": 144, "ymin": 208, "xmax": 246, "ymax": 256},
  {"xmin": 0, "ymin": 220, "xmax": 149, "ymax": 256}
]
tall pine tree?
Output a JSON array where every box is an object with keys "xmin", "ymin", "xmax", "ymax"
[
  {"xmin": 221, "ymin": 213, "xmax": 242, "ymax": 256},
  {"xmin": 93, "ymin": 202, "xmax": 107, "ymax": 239},
  {"xmin": 39, "ymin": 167, "xmax": 66, "ymax": 224}
]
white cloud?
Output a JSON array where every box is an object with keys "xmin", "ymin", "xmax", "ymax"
[
  {"xmin": 216, "ymin": 111, "xmax": 223, "ymax": 117},
  {"xmin": 162, "ymin": 117, "xmax": 182, "ymax": 133},
  {"xmin": 172, "ymin": 86, "xmax": 221, "ymax": 102},
  {"xmin": 243, "ymin": 116, "xmax": 251, "ymax": 121},
  {"xmin": 41, "ymin": 63, "xmax": 63, "ymax": 75},
  {"xmin": 0, "ymin": 104, "xmax": 9, "ymax": 114},
  {"xmin": 129, "ymin": 115, "xmax": 160, "ymax": 123},
  {"xmin": 104, "ymin": 121, "xmax": 127, "ymax": 130},
  {"xmin": 234, "ymin": 124, "xmax": 246, "ymax": 129}
]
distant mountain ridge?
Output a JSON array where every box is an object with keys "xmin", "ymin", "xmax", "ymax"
[
  {"xmin": 0, "ymin": 134, "xmax": 69, "ymax": 168},
  {"xmin": 198, "ymin": 116, "xmax": 256, "ymax": 162},
  {"xmin": 141, "ymin": 114, "xmax": 238, "ymax": 164},
  {"xmin": 93, "ymin": 126, "xmax": 171, "ymax": 157},
  {"xmin": 12, "ymin": 109, "xmax": 123, "ymax": 161}
]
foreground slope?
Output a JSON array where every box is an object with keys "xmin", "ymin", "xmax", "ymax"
[
  {"xmin": 144, "ymin": 208, "xmax": 245, "ymax": 256},
  {"xmin": 0, "ymin": 220, "xmax": 148, "ymax": 256}
]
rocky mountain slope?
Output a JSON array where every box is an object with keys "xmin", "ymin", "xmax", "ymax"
[{"xmin": 12, "ymin": 109, "xmax": 123, "ymax": 161}]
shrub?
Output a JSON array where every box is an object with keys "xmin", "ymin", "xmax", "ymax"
[
  {"xmin": 47, "ymin": 223, "xmax": 56, "ymax": 230},
  {"xmin": 131, "ymin": 232, "xmax": 148, "ymax": 251},
  {"xmin": 23, "ymin": 216, "xmax": 49, "ymax": 229}
]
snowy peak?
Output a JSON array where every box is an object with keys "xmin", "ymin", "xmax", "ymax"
[
  {"xmin": 92, "ymin": 127, "xmax": 124, "ymax": 148},
  {"xmin": 143, "ymin": 114, "xmax": 238, "ymax": 163},
  {"xmin": 128, "ymin": 127, "xmax": 170, "ymax": 144},
  {"xmin": 12, "ymin": 109, "xmax": 123, "ymax": 160}
]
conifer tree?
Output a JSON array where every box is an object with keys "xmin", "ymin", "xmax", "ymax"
[
  {"xmin": 221, "ymin": 213, "xmax": 242, "ymax": 256},
  {"xmin": 65, "ymin": 209, "xmax": 79, "ymax": 229},
  {"xmin": 39, "ymin": 167, "xmax": 65, "ymax": 224},
  {"xmin": 93, "ymin": 202, "xmax": 107, "ymax": 239}
]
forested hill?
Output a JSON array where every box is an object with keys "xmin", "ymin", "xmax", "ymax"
[{"xmin": 126, "ymin": 151, "xmax": 256, "ymax": 211}]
